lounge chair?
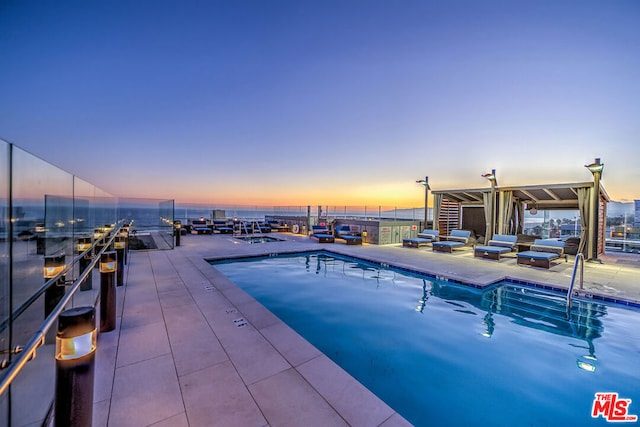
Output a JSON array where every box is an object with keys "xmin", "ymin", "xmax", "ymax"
[
  {"xmin": 417, "ymin": 229, "xmax": 439, "ymax": 241},
  {"xmin": 432, "ymin": 229, "xmax": 471, "ymax": 253},
  {"xmin": 474, "ymin": 234, "xmax": 518, "ymax": 260},
  {"xmin": 403, "ymin": 229, "xmax": 440, "ymax": 248},
  {"xmin": 334, "ymin": 225, "xmax": 363, "ymax": 245},
  {"xmin": 311, "ymin": 225, "xmax": 334, "ymax": 243},
  {"xmin": 516, "ymin": 239, "xmax": 568, "ymax": 269},
  {"xmin": 212, "ymin": 220, "xmax": 233, "ymax": 234},
  {"xmin": 190, "ymin": 219, "xmax": 212, "ymax": 235},
  {"xmin": 267, "ymin": 220, "xmax": 290, "ymax": 232}
]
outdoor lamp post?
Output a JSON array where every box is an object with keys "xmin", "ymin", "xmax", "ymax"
[
  {"xmin": 99, "ymin": 251, "xmax": 117, "ymax": 332},
  {"xmin": 119, "ymin": 226, "xmax": 129, "ymax": 264},
  {"xmin": 416, "ymin": 176, "xmax": 430, "ymax": 229},
  {"xmin": 44, "ymin": 254, "xmax": 66, "ymax": 317},
  {"xmin": 114, "ymin": 237, "xmax": 126, "ymax": 286},
  {"xmin": 77, "ymin": 237, "xmax": 93, "ymax": 291},
  {"xmin": 482, "ymin": 169, "xmax": 498, "ymax": 242},
  {"xmin": 55, "ymin": 306, "xmax": 96, "ymax": 427},
  {"xmin": 174, "ymin": 220, "xmax": 182, "ymax": 247},
  {"xmin": 585, "ymin": 158, "xmax": 604, "ymax": 262}
]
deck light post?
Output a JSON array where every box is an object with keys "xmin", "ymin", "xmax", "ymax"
[
  {"xmin": 44, "ymin": 254, "xmax": 66, "ymax": 317},
  {"xmin": 482, "ymin": 169, "xmax": 498, "ymax": 242},
  {"xmin": 174, "ymin": 220, "xmax": 182, "ymax": 247},
  {"xmin": 55, "ymin": 306, "xmax": 96, "ymax": 427},
  {"xmin": 77, "ymin": 237, "xmax": 93, "ymax": 291},
  {"xmin": 119, "ymin": 226, "xmax": 130, "ymax": 264},
  {"xmin": 585, "ymin": 158, "xmax": 604, "ymax": 262},
  {"xmin": 416, "ymin": 176, "xmax": 430, "ymax": 229},
  {"xmin": 114, "ymin": 237, "xmax": 126, "ymax": 286},
  {"xmin": 99, "ymin": 251, "xmax": 117, "ymax": 332}
]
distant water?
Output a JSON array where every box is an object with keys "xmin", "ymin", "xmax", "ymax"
[{"xmin": 174, "ymin": 205, "xmax": 427, "ymax": 222}]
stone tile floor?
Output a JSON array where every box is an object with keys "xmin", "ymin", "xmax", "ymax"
[{"xmin": 93, "ymin": 233, "xmax": 640, "ymax": 426}]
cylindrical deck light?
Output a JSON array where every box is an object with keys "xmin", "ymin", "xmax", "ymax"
[
  {"xmin": 44, "ymin": 254, "xmax": 66, "ymax": 317},
  {"xmin": 114, "ymin": 237, "xmax": 126, "ymax": 286},
  {"xmin": 55, "ymin": 306, "xmax": 96, "ymax": 427},
  {"xmin": 174, "ymin": 220, "xmax": 182, "ymax": 247},
  {"xmin": 99, "ymin": 251, "xmax": 117, "ymax": 332},
  {"xmin": 77, "ymin": 237, "xmax": 93, "ymax": 291},
  {"xmin": 93, "ymin": 227, "xmax": 104, "ymax": 242},
  {"xmin": 119, "ymin": 227, "xmax": 129, "ymax": 264}
]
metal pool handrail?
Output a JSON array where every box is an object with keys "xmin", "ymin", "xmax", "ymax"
[
  {"xmin": 566, "ymin": 253, "xmax": 584, "ymax": 314},
  {"xmin": 0, "ymin": 223, "xmax": 124, "ymax": 397}
]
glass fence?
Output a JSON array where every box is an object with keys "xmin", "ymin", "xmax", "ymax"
[{"xmin": 0, "ymin": 139, "xmax": 173, "ymax": 426}]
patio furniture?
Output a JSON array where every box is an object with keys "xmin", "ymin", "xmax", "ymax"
[
  {"xmin": 432, "ymin": 229, "xmax": 471, "ymax": 253},
  {"xmin": 516, "ymin": 239, "xmax": 567, "ymax": 269},
  {"xmin": 474, "ymin": 234, "xmax": 518, "ymax": 261}
]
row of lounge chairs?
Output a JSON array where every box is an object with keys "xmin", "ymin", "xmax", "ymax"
[
  {"xmin": 403, "ymin": 229, "xmax": 570, "ymax": 269},
  {"xmin": 189, "ymin": 220, "xmax": 291, "ymax": 235}
]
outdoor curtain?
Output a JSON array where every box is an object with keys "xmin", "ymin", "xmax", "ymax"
[
  {"xmin": 499, "ymin": 191, "xmax": 513, "ymax": 235},
  {"xmin": 577, "ymin": 187, "xmax": 590, "ymax": 257},
  {"xmin": 516, "ymin": 201, "xmax": 525, "ymax": 234},
  {"xmin": 483, "ymin": 191, "xmax": 493, "ymax": 243},
  {"xmin": 433, "ymin": 193, "xmax": 442, "ymax": 231}
]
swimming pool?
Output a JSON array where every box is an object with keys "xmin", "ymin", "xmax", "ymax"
[{"xmin": 210, "ymin": 252, "xmax": 640, "ymax": 426}]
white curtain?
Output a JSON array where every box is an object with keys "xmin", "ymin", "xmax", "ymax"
[
  {"xmin": 483, "ymin": 191, "xmax": 492, "ymax": 244},
  {"xmin": 433, "ymin": 193, "xmax": 442, "ymax": 231},
  {"xmin": 577, "ymin": 187, "xmax": 590, "ymax": 257}
]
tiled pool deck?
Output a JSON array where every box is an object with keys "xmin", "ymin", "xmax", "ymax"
[{"xmin": 93, "ymin": 233, "xmax": 640, "ymax": 426}]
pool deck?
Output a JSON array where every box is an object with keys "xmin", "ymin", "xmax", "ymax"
[{"xmin": 93, "ymin": 233, "xmax": 640, "ymax": 426}]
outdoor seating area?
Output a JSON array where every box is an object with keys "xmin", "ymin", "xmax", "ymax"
[
  {"xmin": 474, "ymin": 234, "xmax": 518, "ymax": 261},
  {"xmin": 516, "ymin": 239, "xmax": 568, "ymax": 269}
]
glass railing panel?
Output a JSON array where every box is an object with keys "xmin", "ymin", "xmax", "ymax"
[
  {"xmin": 0, "ymin": 140, "xmax": 9, "ymax": 423},
  {"xmin": 119, "ymin": 197, "xmax": 174, "ymax": 250},
  {"xmin": 71, "ymin": 176, "xmax": 100, "ymax": 308},
  {"xmin": 10, "ymin": 146, "xmax": 75, "ymax": 425}
]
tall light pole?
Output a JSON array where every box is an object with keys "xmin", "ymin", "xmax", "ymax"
[
  {"xmin": 416, "ymin": 177, "xmax": 430, "ymax": 228},
  {"xmin": 585, "ymin": 158, "xmax": 604, "ymax": 262},
  {"xmin": 482, "ymin": 169, "xmax": 497, "ymax": 242}
]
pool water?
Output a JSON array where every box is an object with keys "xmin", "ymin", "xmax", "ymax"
[{"xmin": 210, "ymin": 252, "xmax": 640, "ymax": 426}]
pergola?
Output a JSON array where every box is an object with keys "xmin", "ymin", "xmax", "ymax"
[{"xmin": 431, "ymin": 180, "xmax": 610, "ymax": 260}]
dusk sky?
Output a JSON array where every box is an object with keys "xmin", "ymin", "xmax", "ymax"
[{"xmin": 1, "ymin": 1, "xmax": 639, "ymax": 207}]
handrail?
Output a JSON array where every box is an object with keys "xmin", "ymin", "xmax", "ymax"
[
  {"xmin": 566, "ymin": 253, "xmax": 584, "ymax": 314},
  {"xmin": 0, "ymin": 223, "xmax": 124, "ymax": 396}
]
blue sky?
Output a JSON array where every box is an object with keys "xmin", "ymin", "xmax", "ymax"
[{"xmin": 1, "ymin": 1, "xmax": 639, "ymax": 206}]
